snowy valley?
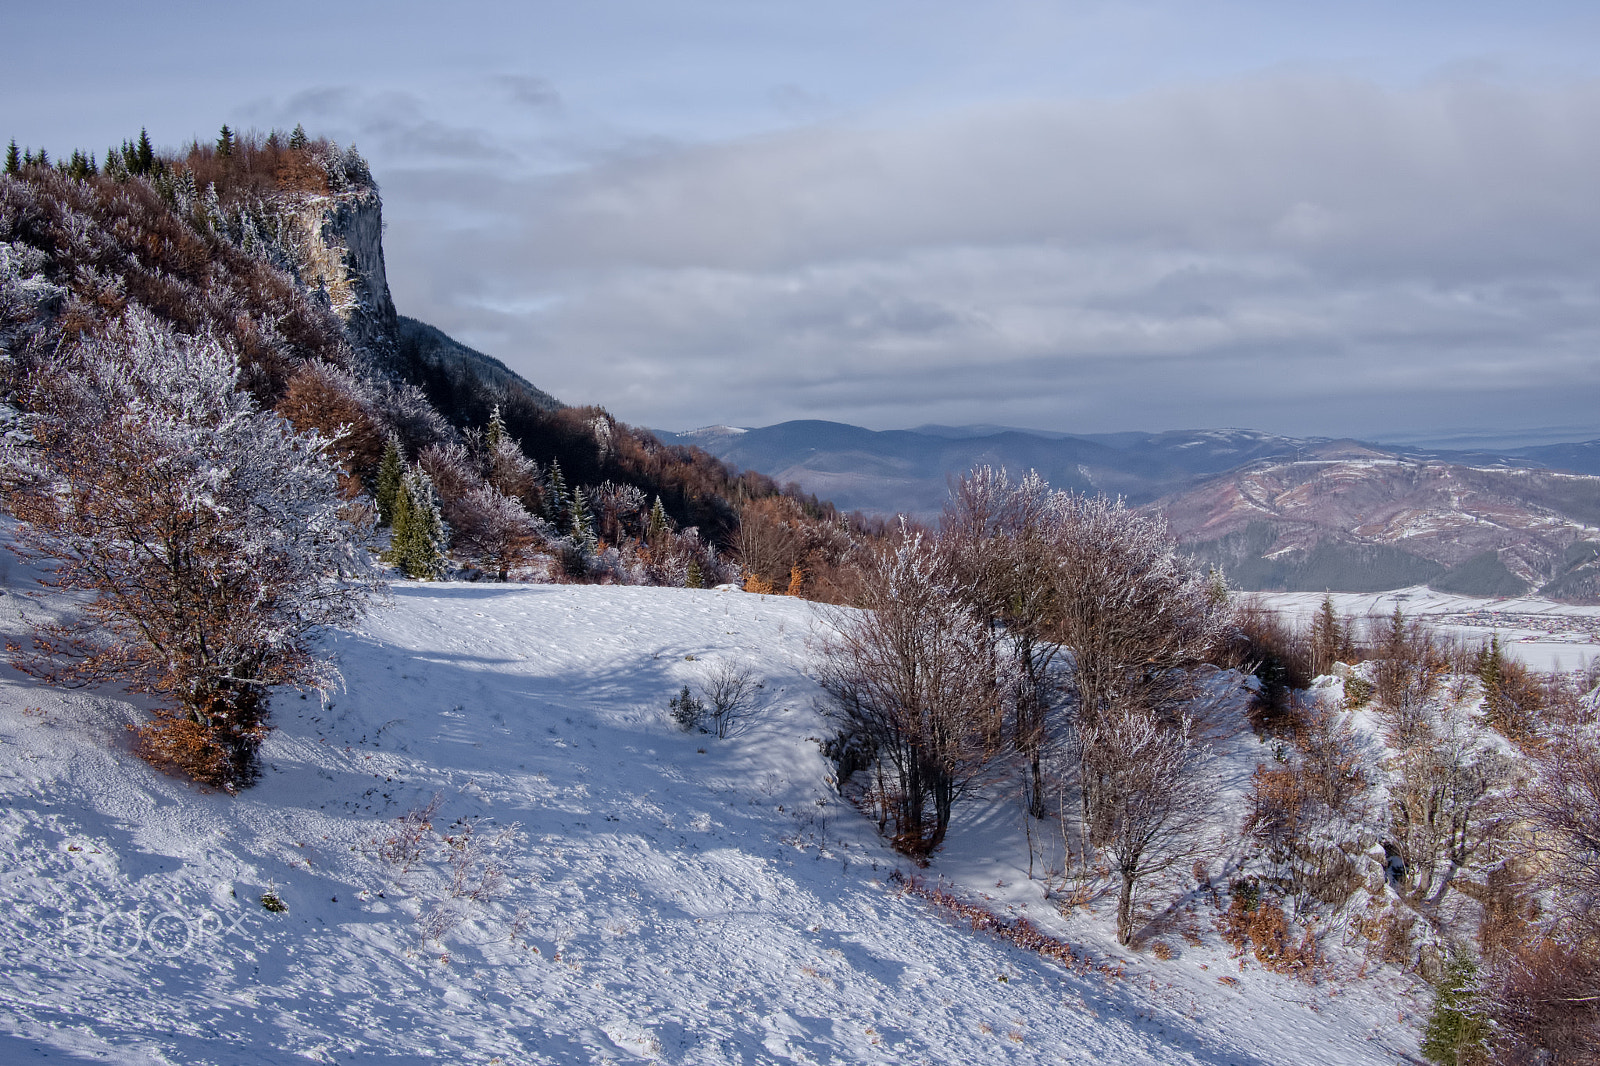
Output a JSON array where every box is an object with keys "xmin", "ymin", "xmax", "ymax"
[{"xmin": 0, "ymin": 577, "xmax": 1438, "ymax": 1065}]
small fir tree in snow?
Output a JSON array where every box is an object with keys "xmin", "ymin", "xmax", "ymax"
[
  {"xmin": 375, "ymin": 435, "xmax": 404, "ymax": 527},
  {"xmin": 544, "ymin": 459, "xmax": 570, "ymax": 529},
  {"xmin": 647, "ymin": 495, "xmax": 670, "ymax": 542},
  {"xmin": 134, "ymin": 128, "xmax": 155, "ymax": 175},
  {"xmin": 389, "ymin": 467, "xmax": 448, "ymax": 580},
  {"xmin": 485, "ymin": 404, "xmax": 507, "ymax": 450},
  {"xmin": 5, "ymin": 141, "xmax": 20, "ymax": 175},
  {"xmin": 481, "ymin": 407, "xmax": 539, "ymax": 502},
  {"xmin": 289, "ymin": 124, "xmax": 309, "ymax": 151},
  {"xmin": 1422, "ymin": 954, "xmax": 1489, "ymax": 1066},
  {"xmin": 569, "ymin": 486, "xmax": 597, "ymax": 553}
]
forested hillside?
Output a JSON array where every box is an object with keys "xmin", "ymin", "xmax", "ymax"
[{"xmin": 0, "ymin": 127, "xmax": 867, "ymax": 598}]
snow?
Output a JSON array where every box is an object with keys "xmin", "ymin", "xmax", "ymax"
[{"xmin": 0, "ymin": 579, "xmax": 1424, "ymax": 1064}]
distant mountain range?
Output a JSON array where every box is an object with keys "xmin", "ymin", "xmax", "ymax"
[{"xmin": 658, "ymin": 421, "xmax": 1600, "ymax": 600}]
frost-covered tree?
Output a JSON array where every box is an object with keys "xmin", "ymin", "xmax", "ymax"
[
  {"xmin": 818, "ymin": 530, "xmax": 1004, "ymax": 857},
  {"xmin": 481, "ymin": 406, "xmax": 539, "ymax": 503},
  {"xmin": 451, "ymin": 486, "xmax": 544, "ymax": 581},
  {"xmin": 1046, "ymin": 493, "xmax": 1231, "ymax": 863},
  {"xmin": 1, "ymin": 308, "xmax": 381, "ymax": 790},
  {"xmin": 940, "ymin": 466, "xmax": 1065, "ymax": 816},
  {"xmin": 647, "ymin": 495, "xmax": 670, "ymax": 542},
  {"xmin": 543, "ymin": 459, "xmax": 570, "ymax": 529},
  {"xmin": 569, "ymin": 485, "xmax": 597, "ymax": 554},
  {"xmin": 1076, "ymin": 706, "xmax": 1214, "ymax": 945}
]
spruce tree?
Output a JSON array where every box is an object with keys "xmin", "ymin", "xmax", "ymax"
[
  {"xmin": 485, "ymin": 405, "xmax": 507, "ymax": 451},
  {"xmin": 647, "ymin": 496, "xmax": 669, "ymax": 542},
  {"xmin": 216, "ymin": 124, "xmax": 234, "ymax": 158},
  {"xmin": 4, "ymin": 141, "xmax": 19, "ymax": 175},
  {"xmin": 570, "ymin": 487, "xmax": 596, "ymax": 553},
  {"xmin": 35, "ymin": 148, "xmax": 48, "ymax": 169},
  {"xmin": 686, "ymin": 560, "xmax": 703, "ymax": 589},
  {"xmin": 544, "ymin": 459, "xmax": 569, "ymax": 529},
  {"xmin": 389, "ymin": 469, "xmax": 447, "ymax": 579},
  {"xmin": 1311, "ymin": 593, "xmax": 1343, "ymax": 676},
  {"xmin": 374, "ymin": 436, "xmax": 404, "ymax": 527},
  {"xmin": 1421, "ymin": 954, "xmax": 1489, "ymax": 1065},
  {"xmin": 135, "ymin": 128, "xmax": 155, "ymax": 176},
  {"xmin": 288, "ymin": 124, "xmax": 308, "ymax": 151}
]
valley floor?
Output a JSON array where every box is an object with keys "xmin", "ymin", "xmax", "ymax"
[{"xmin": 1251, "ymin": 587, "xmax": 1600, "ymax": 672}]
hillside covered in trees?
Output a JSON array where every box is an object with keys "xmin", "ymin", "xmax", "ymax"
[{"xmin": 0, "ymin": 126, "xmax": 868, "ymax": 599}]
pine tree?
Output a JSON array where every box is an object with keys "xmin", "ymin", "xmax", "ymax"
[
  {"xmin": 544, "ymin": 459, "xmax": 570, "ymax": 529},
  {"xmin": 647, "ymin": 496, "xmax": 669, "ymax": 542},
  {"xmin": 389, "ymin": 468, "xmax": 448, "ymax": 580},
  {"xmin": 216, "ymin": 124, "xmax": 234, "ymax": 158},
  {"xmin": 135, "ymin": 128, "xmax": 155, "ymax": 176},
  {"xmin": 35, "ymin": 147, "xmax": 49, "ymax": 169},
  {"xmin": 4, "ymin": 141, "xmax": 19, "ymax": 175},
  {"xmin": 288, "ymin": 124, "xmax": 308, "ymax": 151},
  {"xmin": 569, "ymin": 486, "xmax": 597, "ymax": 553},
  {"xmin": 1421, "ymin": 955, "xmax": 1489, "ymax": 1065},
  {"xmin": 485, "ymin": 404, "xmax": 507, "ymax": 451},
  {"xmin": 375, "ymin": 436, "xmax": 404, "ymax": 526},
  {"xmin": 1311, "ymin": 592, "xmax": 1343, "ymax": 676}
]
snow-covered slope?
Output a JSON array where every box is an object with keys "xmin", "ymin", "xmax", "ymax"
[{"xmin": 0, "ymin": 582, "xmax": 1421, "ymax": 1064}]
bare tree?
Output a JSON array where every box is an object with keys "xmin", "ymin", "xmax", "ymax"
[
  {"xmin": 1047, "ymin": 494, "xmax": 1231, "ymax": 861},
  {"xmin": 1388, "ymin": 709, "xmax": 1517, "ymax": 909},
  {"xmin": 1049, "ymin": 495, "xmax": 1230, "ymax": 729},
  {"xmin": 1078, "ymin": 705, "xmax": 1214, "ymax": 945},
  {"xmin": 1522, "ymin": 729, "xmax": 1600, "ymax": 931},
  {"xmin": 1371, "ymin": 606, "xmax": 1448, "ymax": 744},
  {"xmin": 701, "ymin": 662, "xmax": 762, "ymax": 738},
  {"xmin": 940, "ymin": 466, "xmax": 1066, "ymax": 816},
  {"xmin": 817, "ymin": 530, "xmax": 1005, "ymax": 858}
]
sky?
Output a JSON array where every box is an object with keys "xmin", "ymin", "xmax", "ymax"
[{"xmin": 9, "ymin": 1, "xmax": 1600, "ymax": 445}]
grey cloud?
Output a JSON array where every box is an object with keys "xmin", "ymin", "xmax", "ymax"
[
  {"xmin": 244, "ymin": 87, "xmax": 511, "ymax": 164},
  {"xmin": 493, "ymin": 74, "xmax": 562, "ymax": 110},
  {"xmin": 378, "ymin": 74, "xmax": 1600, "ymax": 439}
]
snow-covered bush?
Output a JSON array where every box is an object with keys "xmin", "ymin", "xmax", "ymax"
[{"xmin": 1, "ymin": 307, "xmax": 382, "ymax": 789}]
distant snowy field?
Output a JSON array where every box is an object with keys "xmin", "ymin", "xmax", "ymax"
[
  {"xmin": 1251, "ymin": 587, "xmax": 1600, "ymax": 672},
  {"xmin": 0, "ymin": 580, "xmax": 1424, "ymax": 1064}
]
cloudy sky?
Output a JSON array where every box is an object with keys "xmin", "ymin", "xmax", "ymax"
[{"xmin": 11, "ymin": 1, "xmax": 1600, "ymax": 445}]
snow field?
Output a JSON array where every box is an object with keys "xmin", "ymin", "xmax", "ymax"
[
  {"xmin": 1251, "ymin": 587, "xmax": 1600, "ymax": 672},
  {"xmin": 0, "ymin": 582, "xmax": 1420, "ymax": 1064}
]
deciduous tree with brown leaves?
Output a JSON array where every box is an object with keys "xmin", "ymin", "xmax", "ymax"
[{"xmin": 2, "ymin": 308, "xmax": 381, "ymax": 790}]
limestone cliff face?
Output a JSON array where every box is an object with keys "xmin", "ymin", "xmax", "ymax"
[{"xmin": 285, "ymin": 186, "xmax": 398, "ymax": 359}]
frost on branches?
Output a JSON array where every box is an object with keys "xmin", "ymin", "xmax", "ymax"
[{"xmin": 2, "ymin": 308, "xmax": 382, "ymax": 790}]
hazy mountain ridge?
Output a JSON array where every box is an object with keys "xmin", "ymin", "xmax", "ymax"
[
  {"xmin": 1163, "ymin": 456, "xmax": 1600, "ymax": 599},
  {"xmin": 668, "ymin": 420, "xmax": 1600, "ymax": 601}
]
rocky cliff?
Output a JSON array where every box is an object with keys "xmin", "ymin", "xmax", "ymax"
[{"xmin": 284, "ymin": 185, "xmax": 398, "ymax": 361}]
